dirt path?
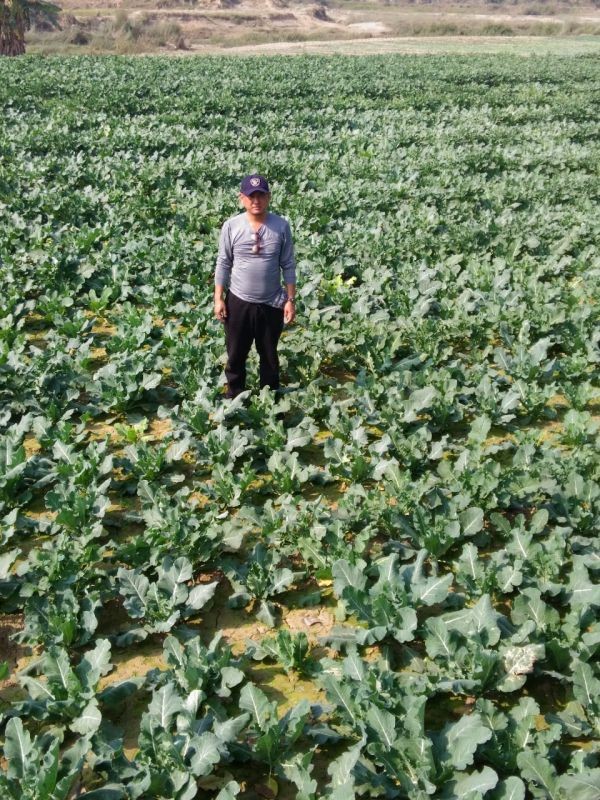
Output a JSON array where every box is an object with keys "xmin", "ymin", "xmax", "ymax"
[{"xmin": 184, "ymin": 34, "xmax": 600, "ymax": 56}]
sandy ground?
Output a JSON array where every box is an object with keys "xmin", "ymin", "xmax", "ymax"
[
  {"xmin": 28, "ymin": 0, "xmax": 600, "ymax": 55},
  {"xmin": 203, "ymin": 33, "xmax": 600, "ymax": 55}
]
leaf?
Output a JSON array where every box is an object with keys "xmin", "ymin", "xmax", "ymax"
[
  {"xmin": 76, "ymin": 787, "xmax": 127, "ymax": 799},
  {"xmin": 491, "ymin": 777, "xmax": 525, "ymax": 800},
  {"xmin": 286, "ymin": 423, "xmax": 317, "ymax": 450},
  {"xmin": 281, "ymin": 751, "xmax": 317, "ymax": 800},
  {"xmin": 52, "ymin": 440, "xmax": 75, "ymax": 464},
  {"xmin": 213, "ymin": 713, "xmax": 250, "ymax": 743},
  {"xmin": 557, "ymin": 771, "xmax": 600, "ymax": 800},
  {"xmin": 425, "ymin": 617, "xmax": 457, "ymax": 659},
  {"xmin": 572, "ymin": 661, "xmax": 600, "ymax": 709},
  {"xmin": 405, "ymin": 386, "xmax": 438, "ymax": 418},
  {"xmin": 70, "ymin": 700, "xmax": 102, "ymax": 734},
  {"xmin": 0, "ymin": 549, "xmax": 19, "ymax": 579},
  {"xmin": 500, "ymin": 390, "xmax": 521, "ymax": 414},
  {"xmin": 343, "ymin": 587, "xmax": 376, "ymax": 627},
  {"xmin": 183, "ymin": 688, "xmax": 203, "ymax": 716},
  {"xmin": 528, "ymin": 337, "xmax": 551, "ymax": 365},
  {"xmin": 148, "ymin": 683, "xmax": 183, "ymax": 729},
  {"xmin": 253, "ymin": 727, "xmax": 280, "ymax": 769},
  {"xmin": 256, "ymin": 599, "xmax": 278, "ymax": 628},
  {"xmin": 568, "ymin": 565, "xmax": 600, "ymax": 609},
  {"xmin": 239, "ymin": 683, "xmax": 272, "ymax": 730},
  {"xmin": 189, "ymin": 732, "xmax": 221, "ymax": 777},
  {"xmin": 141, "ymin": 372, "xmax": 162, "ymax": 390},
  {"xmin": 452, "ymin": 766, "xmax": 498, "ymax": 798},
  {"xmin": 321, "ymin": 676, "xmax": 359, "ymax": 727},
  {"xmin": 448, "ymin": 595, "xmax": 503, "ymax": 646},
  {"xmin": 45, "ymin": 647, "xmax": 76, "ymax": 693},
  {"xmin": 285, "ymin": 702, "xmax": 311, "ymax": 747},
  {"xmin": 215, "ymin": 782, "xmax": 241, "ymax": 800},
  {"xmin": 511, "ymin": 588, "xmax": 558, "ymax": 633},
  {"xmin": 117, "ymin": 569, "xmax": 149, "ymax": 617},
  {"xmin": 413, "ymin": 572, "xmax": 453, "ymax": 606},
  {"xmin": 3, "ymin": 718, "xmax": 32, "ymax": 779},
  {"xmin": 270, "ymin": 567, "xmax": 294, "ymax": 595},
  {"xmin": 470, "ymin": 595, "xmax": 503, "ymax": 642},
  {"xmin": 327, "ymin": 740, "xmax": 363, "ymax": 789},
  {"xmin": 497, "ymin": 563, "xmax": 523, "ymax": 594},
  {"xmin": 186, "ymin": 581, "xmax": 218, "ymax": 612},
  {"xmin": 166, "ymin": 438, "xmax": 190, "ymax": 462},
  {"xmin": 99, "ymin": 678, "xmax": 144, "ymax": 708},
  {"xmin": 343, "ymin": 651, "xmax": 365, "ymax": 681},
  {"xmin": 529, "ymin": 509, "xmax": 549, "ymax": 535},
  {"xmin": 19, "ymin": 675, "xmax": 56, "ymax": 701},
  {"xmin": 373, "ymin": 553, "xmax": 400, "ymax": 590},
  {"xmin": 438, "ymin": 713, "xmax": 492, "ymax": 771},
  {"xmin": 460, "ymin": 507, "xmax": 484, "ymax": 536},
  {"xmin": 517, "ymin": 752, "xmax": 559, "ymax": 799},
  {"xmin": 218, "ymin": 666, "xmax": 245, "ymax": 696},
  {"xmin": 468, "ymin": 416, "xmax": 492, "ymax": 446},
  {"xmin": 332, "ymin": 559, "xmax": 367, "ymax": 596},
  {"xmin": 77, "ymin": 638, "xmax": 112, "ymax": 688},
  {"xmin": 114, "ymin": 627, "xmax": 148, "ymax": 647},
  {"xmin": 159, "ymin": 556, "xmax": 193, "ymax": 590},
  {"xmin": 366, "ymin": 706, "xmax": 396, "ymax": 750},
  {"xmin": 137, "ymin": 480, "xmax": 157, "ymax": 504}
]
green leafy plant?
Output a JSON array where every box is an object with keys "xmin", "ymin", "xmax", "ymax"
[
  {"xmin": 147, "ymin": 632, "xmax": 245, "ymax": 707},
  {"xmin": 116, "ymin": 557, "xmax": 217, "ymax": 641},
  {"xmin": 15, "ymin": 639, "xmax": 115, "ymax": 734},
  {"xmin": 0, "ymin": 718, "xmax": 90, "ymax": 800},
  {"xmin": 225, "ymin": 543, "xmax": 296, "ymax": 627},
  {"xmin": 247, "ymin": 629, "xmax": 317, "ymax": 676},
  {"xmin": 236, "ymin": 683, "xmax": 313, "ymax": 775}
]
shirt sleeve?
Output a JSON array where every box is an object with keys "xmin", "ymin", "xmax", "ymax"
[
  {"xmin": 280, "ymin": 219, "xmax": 296, "ymax": 285},
  {"xmin": 214, "ymin": 220, "xmax": 233, "ymax": 287}
]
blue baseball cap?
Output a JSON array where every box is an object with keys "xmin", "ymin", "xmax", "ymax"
[{"xmin": 240, "ymin": 174, "xmax": 270, "ymax": 195}]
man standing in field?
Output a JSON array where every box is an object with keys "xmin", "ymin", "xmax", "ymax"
[{"xmin": 214, "ymin": 174, "xmax": 297, "ymax": 398}]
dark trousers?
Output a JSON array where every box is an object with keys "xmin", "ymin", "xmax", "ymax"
[{"xmin": 224, "ymin": 292, "xmax": 284, "ymax": 397}]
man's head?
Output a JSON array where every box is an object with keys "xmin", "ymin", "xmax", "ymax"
[{"xmin": 239, "ymin": 174, "xmax": 271, "ymax": 218}]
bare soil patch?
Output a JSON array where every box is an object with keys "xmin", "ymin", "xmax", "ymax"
[{"xmin": 0, "ymin": 614, "xmax": 31, "ymax": 693}]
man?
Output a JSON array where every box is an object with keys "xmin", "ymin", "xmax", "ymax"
[{"xmin": 214, "ymin": 174, "xmax": 296, "ymax": 398}]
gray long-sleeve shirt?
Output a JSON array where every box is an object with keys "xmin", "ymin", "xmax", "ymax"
[{"xmin": 214, "ymin": 211, "xmax": 296, "ymax": 305}]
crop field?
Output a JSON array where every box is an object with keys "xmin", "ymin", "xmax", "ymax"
[{"xmin": 0, "ymin": 54, "xmax": 599, "ymax": 799}]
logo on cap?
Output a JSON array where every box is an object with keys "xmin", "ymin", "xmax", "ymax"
[{"xmin": 250, "ymin": 177, "xmax": 261, "ymax": 187}]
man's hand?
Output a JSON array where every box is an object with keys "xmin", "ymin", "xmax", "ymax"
[
  {"xmin": 284, "ymin": 299, "xmax": 296, "ymax": 325},
  {"xmin": 214, "ymin": 298, "xmax": 227, "ymax": 322}
]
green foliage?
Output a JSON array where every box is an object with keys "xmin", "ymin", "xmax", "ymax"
[
  {"xmin": 148, "ymin": 631, "xmax": 245, "ymax": 705},
  {"xmin": 116, "ymin": 556, "xmax": 217, "ymax": 640},
  {"xmin": 237, "ymin": 683, "xmax": 313, "ymax": 773},
  {"xmin": 247, "ymin": 629, "xmax": 317, "ymax": 676},
  {"xmin": 225, "ymin": 543, "xmax": 296, "ymax": 627},
  {"xmin": 0, "ymin": 718, "xmax": 89, "ymax": 800},
  {"xmin": 1, "ymin": 53, "xmax": 599, "ymax": 798},
  {"xmin": 15, "ymin": 639, "xmax": 112, "ymax": 733}
]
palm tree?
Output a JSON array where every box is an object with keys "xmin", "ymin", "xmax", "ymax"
[{"xmin": 0, "ymin": 0, "xmax": 60, "ymax": 56}]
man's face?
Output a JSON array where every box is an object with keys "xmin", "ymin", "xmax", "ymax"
[{"xmin": 239, "ymin": 190, "xmax": 270, "ymax": 216}]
